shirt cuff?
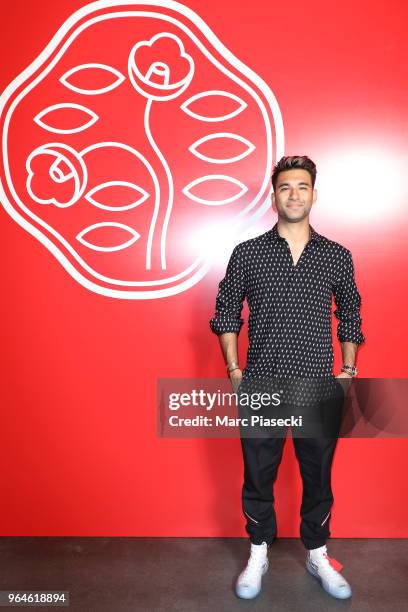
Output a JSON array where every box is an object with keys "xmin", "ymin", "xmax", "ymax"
[
  {"xmin": 337, "ymin": 325, "xmax": 365, "ymax": 346},
  {"xmin": 209, "ymin": 317, "xmax": 244, "ymax": 336}
]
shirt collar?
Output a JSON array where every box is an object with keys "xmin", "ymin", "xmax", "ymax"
[{"xmin": 270, "ymin": 223, "xmax": 322, "ymax": 243}]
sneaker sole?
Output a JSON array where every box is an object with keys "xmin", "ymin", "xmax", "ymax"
[
  {"xmin": 306, "ymin": 559, "xmax": 352, "ymax": 600},
  {"xmin": 235, "ymin": 560, "xmax": 269, "ymax": 600}
]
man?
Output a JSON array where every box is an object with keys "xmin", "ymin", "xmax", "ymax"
[{"xmin": 209, "ymin": 156, "xmax": 364, "ymax": 600}]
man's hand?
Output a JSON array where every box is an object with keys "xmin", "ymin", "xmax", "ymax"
[{"xmin": 229, "ymin": 369, "xmax": 243, "ymax": 393}]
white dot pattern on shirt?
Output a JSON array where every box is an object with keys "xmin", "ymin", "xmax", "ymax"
[{"xmin": 210, "ymin": 223, "xmax": 365, "ymax": 379}]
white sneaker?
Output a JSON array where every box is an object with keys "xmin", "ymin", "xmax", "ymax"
[
  {"xmin": 235, "ymin": 541, "xmax": 269, "ymax": 599},
  {"xmin": 306, "ymin": 545, "xmax": 352, "ymax": 599}
]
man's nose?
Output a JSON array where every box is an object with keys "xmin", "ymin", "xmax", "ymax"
[{"xmin": 289, "ymin": 188, "xmax": 299, "ymax": 200}]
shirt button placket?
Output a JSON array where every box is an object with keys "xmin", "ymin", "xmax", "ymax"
[{"xmin": 274, "ymin": 241, "xmax": 293, "ymax": 372}]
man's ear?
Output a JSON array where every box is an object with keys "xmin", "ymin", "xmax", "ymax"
[
  {"xmin": 271, "ymin": 191, "xmax": 277, "ymax": 213},
  {"xmin": 312, "ymin": 188, "xmax": 318, "ymax": 205}
]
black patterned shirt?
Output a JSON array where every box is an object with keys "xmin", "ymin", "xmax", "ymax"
[{"xmin": 209, "ymin": 223, "xmax": 365, "ymax": 382}]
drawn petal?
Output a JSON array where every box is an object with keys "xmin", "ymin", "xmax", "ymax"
[
  {"xmin": 182, "ymin": 175, "xmax": 248, "ymax": 205},
  {"xmin": 84, "ymin": 181, "xmax": 149, "ymax": 211},
  {"xmin": 189, "ymin": 132, "xmax": 255, "ymax": 164},
  {"xmin": 76, "ymin": 222, "xmax": 140, "ymax": 252},
  {"xmin": 34, "ymin": 103, "xmax": 98, "ymax": 134},
  {"xmin": 181, "ymin": 90, "xmax": 247, "ymax": 122},
  {"xmin": 60, "ymin": 63, "xmax": 125, "ymax": 95}
]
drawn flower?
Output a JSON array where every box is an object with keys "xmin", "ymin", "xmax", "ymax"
[
  {"xmin": 128, "ymin": 33, "xmax": 194, "ymax": 101},
  {"xmin": 26, "ymin": 143, "xmax": 87, "ymax": 208}
]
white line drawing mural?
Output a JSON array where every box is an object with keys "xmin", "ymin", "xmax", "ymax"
[
  {"xmin": 33, "ymin": 103, "xmax": 99, "ymax": 134},
  {"xmin": 183, "ymin": 175, "xmax": 248, "ymax": 206},
  {"xmin": 80, "ymin": 140, "xmax": 160, "ymax": 270},
  {"xmin": 189, "ymin": 133, "xmax": 256, "ymax": 164},
  {"xmin": 180, "ymin": 90, "xmax": 248, "ymax": 122},
  {"xmin": 84, "ymin": 181, "xmax": 149, "ymax": 211},
  {"xmin": 26, "ymin": 143, "xmax": 88, "ymax": 207},
  {"xmin": 128, "ymin": 31, "xmax": 194, "ymax": 101},
  {"xmin": 76, "ymin": 221, "xmax": 140, "ymax": 252},
  {"xmin": 60, "ymin": 63, "xmax": 126, "ymax": 95},
  {"xmin": 0, "ymin": 0, "xmax": 284, "ymax": 299}
]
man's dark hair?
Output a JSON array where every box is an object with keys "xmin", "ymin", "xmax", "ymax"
[{"xmin": 271, "ymin": 155, "xmax": 317, "ymax": 191}]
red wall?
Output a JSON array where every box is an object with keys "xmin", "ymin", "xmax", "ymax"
[{"xmin": 0, "ymin": 0, "xmax": 407, "ymax": 537}]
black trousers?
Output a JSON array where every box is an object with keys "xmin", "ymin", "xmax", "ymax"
[{"xmin": 238, "ymin": 389, "xmax": 344, "ymax": 550}]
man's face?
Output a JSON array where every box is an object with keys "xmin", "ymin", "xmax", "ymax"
[{"xmin": 272, "ymin": 169, "xmax": 317, "ymax": 223}]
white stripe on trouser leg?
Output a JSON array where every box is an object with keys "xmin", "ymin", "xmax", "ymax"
[
  {"xmin": 244, "ymin": 510, "xmax": 260, "ymax": 524},
  {"xmin": 321, "ymin": 511, "xmax": 330, "ymax": 527}
]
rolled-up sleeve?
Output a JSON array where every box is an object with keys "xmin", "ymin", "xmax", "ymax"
[
  {"xmin": 333, "ymin": 249, "xmax": 365, "ymax": 345},
  {"xmin": 209, "ymin": 245, "xmax": 247, "ymax": 336}
]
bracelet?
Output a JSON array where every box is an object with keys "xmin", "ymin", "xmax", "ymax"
[
  {"xmin": 227, "ymin": 361, "xmax": 240, "ymax": 376},
  {"xmin": 341, "ymin": 364, "xmax": 357, "ymax": 377},
  {"xmin": 227, "ymin": 368, "xmax": 241, "ymax": 377}
]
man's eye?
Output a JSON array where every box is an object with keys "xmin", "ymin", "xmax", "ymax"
[{"xmin": 280, "ymin": 187, "xmax": 288, "ymax": 191}]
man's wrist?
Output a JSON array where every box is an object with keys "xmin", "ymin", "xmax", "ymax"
[
  {"xmin": 227, "ymin": 361, "xmax": 241, "ymax": 376},
  {"xmin": 339, "ymin": 371, "xmax": 353, "ymax": 378},
  {"xmin": 227, "ymin": 361, "xmax": 239, "ymax": 371},
  {"xmin": 341, "ymin": 364, "xmax": 357, "ymax": 377}
]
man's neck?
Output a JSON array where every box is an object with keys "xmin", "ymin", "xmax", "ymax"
[{"xmin": 277, "ymin": 218, "xmax": 311, "ymax": 244}]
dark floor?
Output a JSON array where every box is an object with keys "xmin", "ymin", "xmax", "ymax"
[{"xmin": 0, "ymin": 538, "xmax": 407, "ymax": 611}]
